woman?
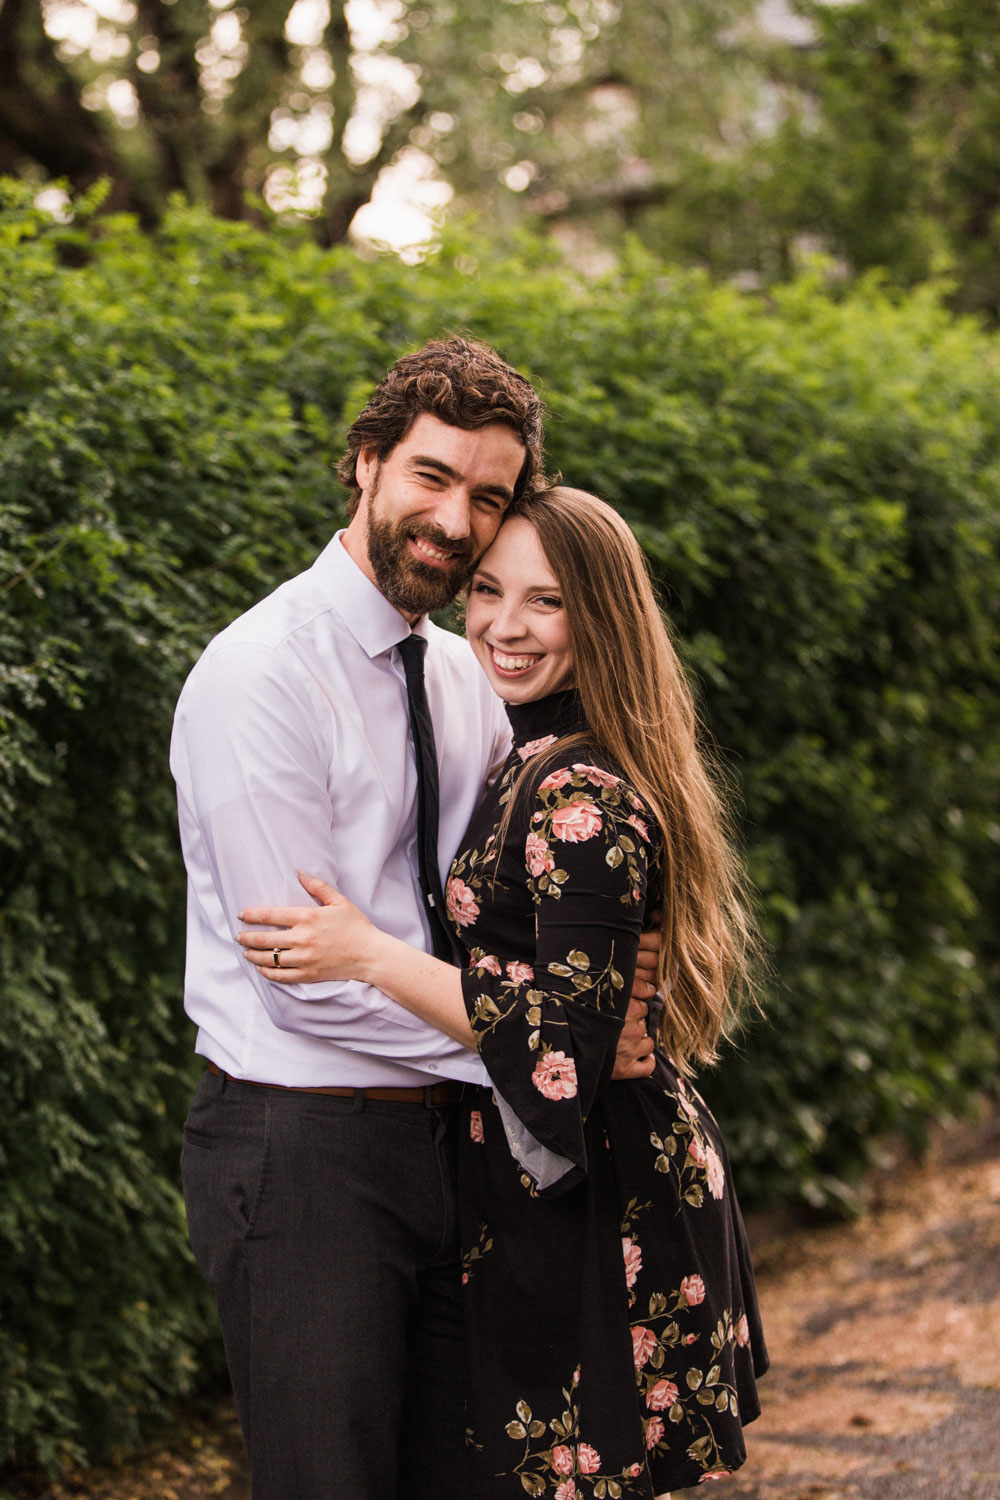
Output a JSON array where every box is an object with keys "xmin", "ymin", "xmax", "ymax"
[{"xmin": 238, "ymin": 488, "xmax": 768, "ymax": 1496}]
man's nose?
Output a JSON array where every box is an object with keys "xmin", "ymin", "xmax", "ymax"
[{"xmin": 429, "ymin": 486, "xmax": 473, "ymax": 540}]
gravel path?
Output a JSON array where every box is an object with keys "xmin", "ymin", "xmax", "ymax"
[
  {"xmin": 18, "ymin": 1108, "xmax": 1000, "ymax": 1500},
  {"xmin": 726, "ymin": 1107, "xmax": 1000, "ymax": 1500}
]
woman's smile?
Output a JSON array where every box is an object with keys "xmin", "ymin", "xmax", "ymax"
[{"xmin": 485, "ymin": 644, "xmax": 544, "ymax": 677}]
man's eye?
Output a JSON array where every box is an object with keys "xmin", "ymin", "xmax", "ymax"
[{"xmin": 474, "ymin": 495, "xmax": 503, "ymax": 512}]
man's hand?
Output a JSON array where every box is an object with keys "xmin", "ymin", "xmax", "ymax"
[
  {"xmin": 632, "ymin": 929, "xmax": 660, "ymax": 1000},
  {"xmin": 612, "ymin": 996, "xmax": 656, "ymax": 1080},
  {"xmin": 612, "ymin": 929, "xmax": 661, "ymax": 1080}
]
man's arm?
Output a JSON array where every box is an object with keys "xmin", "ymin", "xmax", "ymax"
[{"xmin": 172, "ymin": 640, "xmax": 472, "ymax": 1065}]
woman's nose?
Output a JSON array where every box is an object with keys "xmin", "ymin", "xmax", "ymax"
[{"xmin": 490, "ymin": 602, "xmax": 526, "ymax": 641}]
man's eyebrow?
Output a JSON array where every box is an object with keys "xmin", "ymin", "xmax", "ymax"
[{"xmin": 407, "ymin": 455, "xmax": 514, "ymax": 505}]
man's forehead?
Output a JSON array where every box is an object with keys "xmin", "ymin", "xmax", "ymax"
[{"xmin": 395, "ymin": 413, "xmax": 526, "ymax": 481}]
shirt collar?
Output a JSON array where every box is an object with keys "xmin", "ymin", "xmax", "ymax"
[{"xmin": 315, "ymin": 532, "xmax": 431, "ymax": 659}]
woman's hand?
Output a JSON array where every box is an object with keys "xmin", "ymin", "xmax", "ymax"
[{"xmin": 236, "ymin": 871, "xmax": 376, "ymax": 984}]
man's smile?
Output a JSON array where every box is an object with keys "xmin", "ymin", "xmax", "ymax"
[{"xmin": 408, "ymin": 534, "xmax": 465, "ymax": 569}]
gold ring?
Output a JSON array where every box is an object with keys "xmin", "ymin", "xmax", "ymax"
[{"xmin": 273, "ymin": 948, "xmax": 282, "ymax": 968}]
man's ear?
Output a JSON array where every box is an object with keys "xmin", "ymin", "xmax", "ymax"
[{"xmin": 356, "ymin": 446, "xmax": 378, "ymax": 493}]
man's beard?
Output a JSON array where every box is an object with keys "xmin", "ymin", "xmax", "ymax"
[{"xmin": 366, "ymin": 493, "xmax": 475, "ymax": 615}]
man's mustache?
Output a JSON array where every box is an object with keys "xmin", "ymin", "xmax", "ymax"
[{"xmin": 407, "ymin": 524, "xmax": 475, "ymax": 565}]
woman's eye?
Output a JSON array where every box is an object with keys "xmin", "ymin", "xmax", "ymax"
[
  {"xmin": 472, "ymin": 581, "xmax": 500, "ymax": 597},
  {"xmin": 536, "ymin": 595, "xmax": 563, "ymax": 609}
]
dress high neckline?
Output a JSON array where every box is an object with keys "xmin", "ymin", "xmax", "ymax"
[{"xmin": 505, "ymin": 688, "xmax": 588, "ymax": 748}]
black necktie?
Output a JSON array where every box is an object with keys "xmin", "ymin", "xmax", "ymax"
[{"xmin": 397, "ymin": 635, "xmax": 456, "ymax": 962}]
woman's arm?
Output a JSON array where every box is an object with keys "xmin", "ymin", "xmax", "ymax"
[
  {"xmin": 238, "ymin": 873, "xmax": 658, "ymax": 1071},
  {"xmin": 237, "ymin": 873, "xmax": 475, "ymax": 1046}
]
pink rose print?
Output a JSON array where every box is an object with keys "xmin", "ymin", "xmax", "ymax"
[
  {"xmin": 629, "ymin": 1464, "xmax": 643, "ymax": 1478},
  {"xmin": 646, "ymin": 1379, "xmax": 680, "ymax": 1411},
  {"xmin": 578, "ymin": 1444, "xmax": 601, "ymax": 1474},
  {"xmin": 630, "ymin": 793, "xmax": 645, "ymax": 810},
  {"xmin": 518, "ymin": 734, "xmax": 558, "ymax": 761},
  {"xmin": 469, "ymin": 1110, "xmax": 484, "ymax": 1144},
  {"xmin": 678, "ymin": 1091, "xmax": 700, "ymax": 1121},
  {"xmin": 645, "ymin": 1416, "xmax": 665, "ymax": 1449},
  {"xmin": 461, "ymin": 1270, "xmax": 469, "ymax": 1284},
  {"xmin": 554, "ymin": 1483, "xmax": 577, "ymax": 1500},
  {"xmin": 681, "ymin": 1274, "xmax": 706, "ymax": 1306},
  {"xmin": 572, "ymin": 762, "xmax": 620, "ymax": 789},
  {"xmin": 706, "ymin": 1145, "xmax": 725, "ymax": 1199},
  {"xmin": 506, "ymin": 961, "xmax": 535, "ymax": 983},
  {"xmin": 627, "ymin": 814, "xmax": 651, "ymax": 841},
  {"xmin": 687, "ymin": 1136, "xmax": 707, "ymax": 1167},
  {"xmin": 622, "ymin": 1236, "xmax": 643, "ymax": 1288},
  {"xmin": 551, "ymin": 1445, "xmax": 574, "ymax": 1476},
  {"xmin": 446, "ymin": 876, "xmax": 480, "ymax": 928},
  {"xmin": 632, "ymin": 1326, "xmax": 657, "ymax": 1368},
  {"xmin": 525, "ymin": 831, "xmax": 555, "ymax": 877},
  {"xmin": 683, "ymin": 1333, "xmax": 699, "ymax": 1345},
  {"xmin": 698, "ymin": 1473, "xmax": 731, "ymax": 1483},
  {"xmin": 473, "ymin": 953, "xmax": 502, "ymax": 975},
  {"xmin": 736, "ymin": 1313, "xmax": 750, "ymax": 1348},
  {"xmin": 539, "ymin": 766, "xmax": 574, "ymax": 789},
  {"xmin": 531, "ymin": 1051, "xmax": 578, "ymax": 1101},
  {"xmin": 551, "ymin": 799, "xmax": 602, "ymax": 843}
]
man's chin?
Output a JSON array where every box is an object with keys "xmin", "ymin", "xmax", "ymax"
[{"xmin": 376, "ymin": 557, "xmax": 469, "ymax": 616}]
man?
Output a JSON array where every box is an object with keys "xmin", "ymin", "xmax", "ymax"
[{"xmin": 171, "ymin": 338, "xmax": 655, "ymax": 1500}]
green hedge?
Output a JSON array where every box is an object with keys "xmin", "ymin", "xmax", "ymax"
[{"xmin": 2, "ymin": 183, "xmax": 998, "ymax": 1475}]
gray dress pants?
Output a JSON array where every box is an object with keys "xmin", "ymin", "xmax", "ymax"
[{"xmin": 181, "ymin": 1067, "xmax": 468, "ymax": 1500}]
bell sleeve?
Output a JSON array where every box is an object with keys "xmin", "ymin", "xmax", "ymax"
[{"xmin": 460, "ymin": 761, "xmax": 659, "ymax": 1196}]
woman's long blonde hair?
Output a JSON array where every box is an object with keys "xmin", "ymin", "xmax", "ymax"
[{"xmin": 509, "ymin": 486, "xmax": 761, "ymax": 1073}]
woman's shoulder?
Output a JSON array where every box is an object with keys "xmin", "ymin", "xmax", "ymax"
[{"xmin": 523, "ymin": 740, "xmax": 659, "ymax": 841}]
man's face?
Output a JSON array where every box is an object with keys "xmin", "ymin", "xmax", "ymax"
[{"xmin": 356, "ymin": 413, "xmax": 526, "ymax": 617}]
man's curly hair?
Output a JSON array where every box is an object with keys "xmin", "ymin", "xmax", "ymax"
[{"xmin": 337, "ymin": 337, "xmax": 546, "ymax": 517}]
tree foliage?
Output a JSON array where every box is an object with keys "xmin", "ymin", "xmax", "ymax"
[
  {"xmin": 1, "ymin": 188, "xmax": 998, "ymax": 1475},
  {"xmin": 5, "ymin": 2, "xmax": 1000, "ymax": 311},
  {"xmin": 0, "ymin": 0, "xmax": 762, "ymax": 245},
  {"xmin": 744, "ymin": 0, "xmax": 1000, "ymax": 317}
]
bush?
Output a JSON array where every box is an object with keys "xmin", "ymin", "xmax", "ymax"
[{"xmin": 1, "ymin": 185, "xmax": 998, "ymax": 1472}]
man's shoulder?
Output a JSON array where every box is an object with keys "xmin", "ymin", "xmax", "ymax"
[{"xmin": 203, "ymin": 560, "xmax": 341, "ymax": 660}]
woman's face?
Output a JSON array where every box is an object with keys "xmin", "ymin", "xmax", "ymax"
[{"xmin": 465, "ymin": 516, "xmax": 574, "ymax": 704}]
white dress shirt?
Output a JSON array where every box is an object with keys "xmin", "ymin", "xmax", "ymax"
[{"xmin": 170, "ymin": 533, "xmax": 510, "ymax": 1087}]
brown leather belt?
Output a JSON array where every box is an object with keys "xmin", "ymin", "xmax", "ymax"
[{"xmin": 205, "ymin": 1059, "xmax": 462, "ymax": 1106}]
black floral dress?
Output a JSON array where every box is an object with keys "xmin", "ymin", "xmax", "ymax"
[{"xmin": 445, "ymin": 689, "xmax": 768, "ymax": 1499}]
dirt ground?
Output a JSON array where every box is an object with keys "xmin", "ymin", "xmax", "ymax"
[{"xmin": 16, "ymin": 1107, "xmax": 1000, "ymax": 1500}]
